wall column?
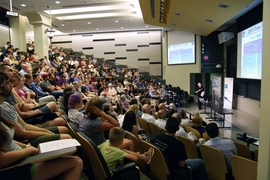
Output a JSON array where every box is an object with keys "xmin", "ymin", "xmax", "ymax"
[
  {"xmin": 25, "ymin": 12, "xmax": 51, "ymax": 57},
  {"xmin": 257, "ymin": 1, "xmax": 270, "ymax": 179},
  {"xmin": 9, "ymin": 15, "xmax": 26, "ymax": 52}
]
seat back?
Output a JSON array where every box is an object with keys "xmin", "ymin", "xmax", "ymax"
[
  {"xmin": 160, "ymin": 128, "xmax": 167, "ymax": 134},
  {"xmin": 200, "ymin": 145, "xmax": 228, "ymax": 180},
  {"xmin": 0, "ymin": 164, "xmax": 32, "ymax": 180},
  {"xmin": 66, "ymin": 122, "xmax": 78, "ymax": 139},
  {"xmin": 185, "ymin": 126, "xmax": 201, "ymax": 138},
  {"xmin": 125, "ymin": 131, "xmax": 149, "ymax": 177},
  {"xmin": 125, "ymin": 131, "xmax": 143, "ymax": 153},
  {"xmin": 176, "ymin": 136, "xmax": 199, "ymax": 159},
  {"xmin": 148, "ymin": 122, "xmax": 161, "ymax": 135},
  {"xmin": 140, "ymin": 140, "xmax": 170, "ymax": 180},
  {"xmin": 232, "ymin": 140, "xmax": 252, "ymax": 160},
  {"xmin": 231, "ymin": 155, "xmax": 257, "ymax": 180},
  {"xmin": 254, "ymin": 149, "xmax": 258, "ymax": 162},
  {"xmin": 138, "ymin": 118, "xmax": 151, "ymax": 134},
  {"xmin": 76, "ymin": 132, "xmax": 111, "ymax": 180}
]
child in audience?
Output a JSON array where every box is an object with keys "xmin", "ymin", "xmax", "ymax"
[{"xmin": 98, "ymin": 127, "xmax": 154, "ymax": 175}]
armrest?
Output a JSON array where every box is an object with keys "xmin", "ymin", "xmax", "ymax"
[
  {"xmin": 0, "ymin": 147, "xmax": 77, "ymax": 172},
  {"xmin": 112, "ymin": 162, "xmax": 140, "ymax": 180},
  {"xmin": 112, "ymin": 162, "xmax": 136, "ymax": 173}
]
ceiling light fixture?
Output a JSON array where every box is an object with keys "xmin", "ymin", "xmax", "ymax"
[
  {"xmin": 55, "ymin": 1, "xmax": 60, "ymax": 4},
  {"xmin": 61, "ymin": 23, "xmax": 65, "ymax": 26},
  {"xmin": 173, "ymin": 12, "xmax": 180, "ymax": 16},
  {"xmin": 44, "ymin": 4, "xmax": 135, "ymax": 15},
  {"xmin": 56, "ymin": 12, "xmax": 136, "ymax": 20},
  {"xmin": 21, "ymin": 4, "xmax": 26, "ymax": 7},
  {"xmin": 96, "ymin": 28, "xmax": 99, "ymax": 30},
  {"xmin": 87, "ymin": 22, "xmax": 91, "ymax": 24},
  {"xmin": 115, "ymin": 20, "xmax": 118, "ymax": 22}
]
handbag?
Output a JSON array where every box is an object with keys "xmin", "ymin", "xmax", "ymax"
[{"xmin": 24, "ymin": 112, "xmax": 59, "ymax": 125}]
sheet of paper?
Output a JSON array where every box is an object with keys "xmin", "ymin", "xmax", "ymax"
[{"xmin": 39, "ymin": 139, "xmax": 81, "ymax": 153}]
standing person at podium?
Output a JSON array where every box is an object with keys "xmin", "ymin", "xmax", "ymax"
[{"xmin": 195, "ymin": 82, "xmax": 205, "ymax": 110}]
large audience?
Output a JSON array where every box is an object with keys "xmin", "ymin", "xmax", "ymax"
[{"xmin": 0, "ymin": 41, "xmax": 241, "ymax": 180}]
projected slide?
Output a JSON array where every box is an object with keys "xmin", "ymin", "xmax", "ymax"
[
  {"xmin": 168, "ymin": 42, "xmax": 195, "ymax": 65},
  {"xmin": 238, "ymin": 22, "xmax": 263, "ymax": 79}
]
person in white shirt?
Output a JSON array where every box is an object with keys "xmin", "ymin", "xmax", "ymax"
[
  {"xmin": 116, "ymin": 82, "xmax": 125, "ymax": 94},
  {"xmin": 155, "ymin": 110, "xmax": 167, "ymax": 129},
  {"xmin": 107, "ymin": 83, "xmax": 117, "ymax": 98},
  {"xmin": 141, "ymin": 104, "xmax": 156, "ymax": 123}
]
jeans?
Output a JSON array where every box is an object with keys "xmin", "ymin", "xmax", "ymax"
[
  {"xmin": 51, "ymin": 91, "xmax": 64, "ymax": 100},
  {"xmin": 185, "ymin": 159, "xmax": 208, "ymax": 180}
]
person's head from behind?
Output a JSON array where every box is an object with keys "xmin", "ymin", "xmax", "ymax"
[
  {"xmin": 64, "ymin": 85, "xmax": 75, "ymax": 94},
  {"xmin": 103, "ymin": 103, "xmax": 113, "ymax": 113},
  {"xmin": 68, "ymin": 94, "xmax": 83, "ymax": 110},
  {"xmin": 129, "ymin": 98, "xmax": 138, "ymax": 105},
  {"xmin": 85, "ymin": 97, "xmax": 103, "ymax": 119},
  {"xmin": 128, "ymin": 104, "xmax": 139, "ymax": 117},
  {"xmin": 191, "ymin": 115, "xmax": 203, "ymax": 128},
  {"xmin": 142, "ymin": 104, "xmax": 151, "ymax": 114},
  {"xmin": 171, "ymin": 113, "xmax": 181, "ymax": 125},
  {"xmin": 122, "ymin": 110, "xmax": 137, "ymax": 132},
  {"xmin": 109, "ymin": 127, "xmax": 126, "ymax": 146},
  {"xmin": 165, "ymin": 117, "xmax": 180, "ymax": 134},
  {"xmin": 179, "ymin": 110, "xmax": 187, "ymax": 119},
  {"xmin": 205, "ymin": 123, "xmax": 219, "ymax": 138},
  {"xmin": 158, "ymin": 110, "xmax": 166, "ymax": 119}
]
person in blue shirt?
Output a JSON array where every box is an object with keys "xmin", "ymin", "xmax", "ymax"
[{"xmin": 31, "ymin": 73, "xmax": 49, "ymax": 98}]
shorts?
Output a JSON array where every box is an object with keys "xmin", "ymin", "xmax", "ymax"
[
  {"xmin": 39, "ymin": 105, "xmax": 52, "ymax": 114},
  {"xmin": 35, "ymin": 121, "xmax": 50, "ymax": 128},
  {"xmin": 28, "ymin": 127, "xmax": 60, "ymax": 147}
]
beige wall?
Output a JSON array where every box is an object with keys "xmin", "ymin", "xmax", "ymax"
[{"xmin": 162, "ymin": 32, "xmax": 201, "ymax": 93}]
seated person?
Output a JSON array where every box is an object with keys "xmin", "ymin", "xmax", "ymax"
[
  {"xmin": 119, "ymin": 94, "xmax": 129, "ymax": 113},
  {"xmin": 191, "ymin": 114, "xmax": 206, "ymax": 137},
  {"xmin": 79, "ymin": 97, "xmax": 120, "ymax": 146},
  {"xmin": 103, "ymin": 102, "xmax": 118, "ymax": 119},
  {"xmin": 141, "ymin": 104, "xmax": 156, "ymax": 124},
  {"xmin": 179, "ymin": 110, "xmax": 191, "ymax": 127},
  {"xmin": 173, "ymin": 113, "xmax": 205, "ymax": 147},
  {"xmin": 40, "ymin": 73, "xmax": 64, "ymax": 100},
  {"xmin": 73, "ymin": 81, "xmax": 89, "ymax": 101},
  {"xmin": 0, "ymin": 114, "xmax": 83, "ymax": 180},
  {"xmin": 122, "ymin": 110, "xmax": 142, "ymax": 139},
  {"xmin": 155, "ymin": 110, "xmax": 167, "ymax": 129},
  {"xmin": 0, "ymin": 71, "xmax": 71, "ymax": 147},
  {"xmin": 31, "ymin": 73, "xmax": 50, "ymax": 98},
  {"xmin": 151, "ymin": 117, "xmax": 208, "ymax": 180},
  {"xmin": 98, "ymin": 127, "xmax": 154, "ymax": 175},
  {"xmin": 68, "ymin": 94, "xmax": 84, "ymax": 127},
  {"xmin": 204, "ymin": 123, "xmax": 237, "ymax": 170}
]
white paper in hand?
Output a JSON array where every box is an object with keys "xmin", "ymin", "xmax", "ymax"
[{"xmin": 39, "ymin": 139, "xmax": 81, "ymax": 153}]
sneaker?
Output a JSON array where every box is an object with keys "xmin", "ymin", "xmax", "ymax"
[{"xmin": 144, "ymin": 147, "xmax": 155, "ymax": 164}]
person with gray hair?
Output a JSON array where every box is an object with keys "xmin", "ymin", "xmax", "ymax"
[
  {"xmin": 102, "ymin": 102, "xmax": 118, "ymax": 119},
  {"xmin": 173, "ymin": 113, "xmax": 205, "ymax": 147},
  {"xmin": 155, "ymin": 110, "xmax": 167, "ymax": 129},
  {"xmin": 141, "ymin": 104, "xmax": 156, "ymax": 123}
]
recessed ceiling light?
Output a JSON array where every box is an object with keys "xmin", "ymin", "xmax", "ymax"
[
  {"xmin": 205, "ymin": 19, "xmax": 213, "ymax": 22},
  {"xmin": 21, "ymin": 4, "xmax": 26, "ymax": 7},
  {"xmin": 96, "ymin": 28, "xmax": 99, "ymax": 30},
  {"xmin": 218, "ymin": 4, "xmax": 229, "ymax": 8},
  {"xmin": 61, "ymin": 24, "xmax": 65, "ymax": 26},
  {"xmin": 196, "ymin": 28, "xmax": 202, "ymax": 32},
  {"xmin": 115, "ymin": 20, "xmax": 118, "ymax": 22},
  {"xmin": 120, "ymin": 27, "xmax": 123, "ymax": 29},
  {"xmin": 145, "ymin": 26, "xmax": 148, "ymax": 28},
  {"xmin": 87, "ymin": 22, "xmax": 91, "ymax": 24},
  {"xmin": 173, "ymin": 12, "xmax": 180, "ymax": 16},
  {"xmin": 73, "ymin": 30, "xmax": 76, "ymax": 32},
  {"xmin": 55, "ymin": 1, "xmax": 60, "ymax": 4}
]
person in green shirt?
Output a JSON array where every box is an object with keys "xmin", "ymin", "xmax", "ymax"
[{"xmin": 98, "ymin": 127, "xmax": 154, "ymax": 175}]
